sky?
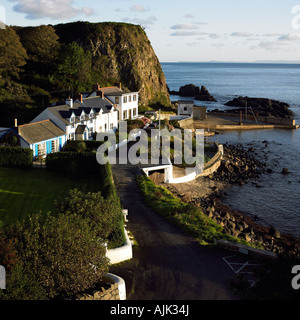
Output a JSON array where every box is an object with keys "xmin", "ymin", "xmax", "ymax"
[{"xmin": 1, "ymin": 0, "xmax": 300, "ymax": 62}]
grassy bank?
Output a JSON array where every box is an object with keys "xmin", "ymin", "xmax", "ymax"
[{"xmin": 136, "ymin": 174, "xmax": 251, "ymax": 246}]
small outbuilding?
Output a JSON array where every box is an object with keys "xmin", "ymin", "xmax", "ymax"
[{"xmin": 193, "ymin": 106, "xmax": 207, "ymax": 120}]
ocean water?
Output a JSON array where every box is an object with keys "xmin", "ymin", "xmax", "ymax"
[{"xmin": 162, "ymin": 62, "xmax": 300, "ymax": 238}]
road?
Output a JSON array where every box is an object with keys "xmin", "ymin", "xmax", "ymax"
[{"xmin": 110, "ymin": 143, "xmax": 238, "ymax": 300}]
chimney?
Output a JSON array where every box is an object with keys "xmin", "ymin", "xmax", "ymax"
[
  {"xmin": 66, "ymin": 97, "xmax": 73, "ymax": 108},
  {"xmin": 14, "ymin": 119, "xmax": 21, "ymax": 135},
  {"xmin": 100, "ymin": 90, "xmax": 104, "ymax": 99},
  {"xmin": 74, "ymin": 93, "xmax": 83, "ymax": 103},
  {"xmin": 118, "ymin": 82, "xmax": 122, "ymax": 90},
  {"xmin": 93, "ymin": 83, "xmax": 100, "ymax": 91}
]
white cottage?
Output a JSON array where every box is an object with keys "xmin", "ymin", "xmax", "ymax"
[
  {"xmin": 92, "ymin": 83, "xmax": 139, "ymax": 121},
  {"xmin": 12, "ymin": 119, "xmax": 67, "ymax": 159},
  {"xmin": 177, "ymin": 100, "xmax": 194, "ymax": 118},
  {"xmin": 30, "ymin": 83, "xmax": 139, "ymax": 141}
]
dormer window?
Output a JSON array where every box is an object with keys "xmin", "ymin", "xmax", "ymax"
[
  {"xmin": 70, "ymin": 116, "xmax": 75, "ymax": 128},
  {"xmin": 80, "ymin": 114, "xmax": 84, "ymax": 121}
]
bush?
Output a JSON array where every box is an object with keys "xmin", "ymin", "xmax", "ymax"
[
  {"xmin": 0, "ymin": 147, "xmax": 32, "ymax": 169},
  {"xmin": 61, "ymin": 140, "xmax": 106, "ymax": 152},
  {"xmin": 126, "ymin": 119, "xmax": 145, "ymax": 133},
  {"xmin": 46, "ymin": 151, "xmax": 99, "ymax": 175},
  {"xmin": 57, "ymin": 189, "xmax": 125, "ymax": 249},
  {"xmin": 0, "ymin": 212, "xmax": 109, "ymax": 300}
]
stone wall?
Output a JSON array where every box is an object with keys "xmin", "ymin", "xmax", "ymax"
[
  {"xmin": 197, "ymin": 143, "xmax": 223, "ymax": 177},
  {"xmin": 74, "ymin": 282, "xmax": 120, "ymax": 301},
  {"xmin": 178, "ymin": 117, "xmax": 193, "ymax": 128}
]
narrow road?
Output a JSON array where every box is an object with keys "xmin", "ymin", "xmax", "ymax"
[{"xmin": 111, "ymin": 143, "xmax": 238, "ymax": 300}]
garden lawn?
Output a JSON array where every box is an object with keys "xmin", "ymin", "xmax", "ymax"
[{"xmin": 0, "ymin": 167, "xmax": 100, "ymax": 227}]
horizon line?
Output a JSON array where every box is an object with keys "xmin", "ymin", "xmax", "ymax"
[{"xmin": 161, "ymin": 60, "xmax": 300, "ymax": 64}]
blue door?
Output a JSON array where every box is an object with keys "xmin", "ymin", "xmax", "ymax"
[
  {"xmin": 46, "ymin": 141, "xmax": 52, "ymax": 154},
  {"xmin": 59, "ymin": 137, "xmax": 62, "ymax": 150}
]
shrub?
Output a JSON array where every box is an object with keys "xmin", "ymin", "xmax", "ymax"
[
  {"xmin": 0, "ymin": 147, "xmax": 32, "ymax": 169},
  {"xmin": 57, "ymin": 189, "xmax": 125, "ymax": 248},
  {"xmin": 1, "ymin": 212, "xmax": 109, "ymax": 300},
  {"xmin": 61, "ymin": 140, "xmax": 106, "ymax": 152},
  {"xmin": 46, "ymin": 151, "xmax": 99, "ymax": 175}
]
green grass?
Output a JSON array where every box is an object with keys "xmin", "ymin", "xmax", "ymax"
[
  {"xmin": 136, "ymin": 174, "xmax": 253, "ymax": 247},
  {"xmin": 0, "ymin": 167, "xmax": 100, "ymax": 227}
]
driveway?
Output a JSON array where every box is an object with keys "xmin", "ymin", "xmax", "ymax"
[{"xmin": 110, "ymin": 143, "xmax": 238, "ymax": 300}]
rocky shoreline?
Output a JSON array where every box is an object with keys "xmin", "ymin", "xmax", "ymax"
[
  {"xmin": 164, "ymin": 144, "xmax": 300, "ymax": 258},
  {"xmin": 224, "ymin": 96, "xmax": 295, "ymax": 119}
]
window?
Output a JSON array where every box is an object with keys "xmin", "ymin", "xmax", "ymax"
[
  {"xmin": 133, "ymin": 95, "xmax": 137, "ymax": 102},
  {"xmin": 105, "ymin": 124, "xmax": 107, "ymax": 131},
  {"xmin": 110, "ymin": 123, "xmax": 114, "ymax": 130},
  {"xmin": 133, "ymin": 108, "xmax": 137, "ymax": 117},
  {"xmin": 51, "ymin": 139, "xmax": 59, "ymax": 153},
  {"xmin": 128, "ymin": 95, "xmax": 132, "ymax": 102},
  {"xmin": 37, "ymin": 143, "xmax": 46, "ymax": 156},
  {"xmin": 115, "ymin": 97, "xmax": 120, "ymax": 104},
  {"xmin": 88, "ymin": 127, "xmax": 93, "ymax": 138},
  {"xmin": 70, "ymin": 116, "xmax": 75, "ymax": 128},
  {"xmin": 123, "ymin": 110, "xmax": 127, "ymax": 119},
  {"xmin": 123, "ymin": 96, "xmax": 127, "ymax": 103}
]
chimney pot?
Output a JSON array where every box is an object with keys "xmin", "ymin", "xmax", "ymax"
[
  {"xmin": 14, "ymin": 118, "xmax": 17, "ymax": 127},
  {"xmin": 74, "ymin": 93, "xmax": 83, "ymax": 103}
]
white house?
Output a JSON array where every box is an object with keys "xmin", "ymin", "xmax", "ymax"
[
  {"xmin": 177, "ymin": 100, "xmax": 194, "ymax": 118},
  {"xmin": 4, "ymin": 119, "xmax": 67, "ymax": 159},
  {"xmin": 92, "ymin": 83, "xmax": 139, "ymax": 121},
  {"xmin": 30, "ymin": 83, "xmax": 139, "ymax": 141}
]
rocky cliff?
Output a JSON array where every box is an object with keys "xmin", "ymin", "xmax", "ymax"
[{"xmin": 54, "ymin": 22, "xmax": 170, "ymax": 107}]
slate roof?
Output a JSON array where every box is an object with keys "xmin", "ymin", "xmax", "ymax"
[
  {"xmin": 100, "ymin": 87, "xmax": 124, "ymax": 96},
  {"xmin": 18, "ymin": 120, "xmax": 65, "ymax": 144},
  {"xmin": 47, "ymin": 96, "xmax": 117, "ymax": 125}
]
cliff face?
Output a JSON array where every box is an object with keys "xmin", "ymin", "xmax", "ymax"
[{"xmin": 54, "ymin": 22, "xmax": 170, "ymax": 107}]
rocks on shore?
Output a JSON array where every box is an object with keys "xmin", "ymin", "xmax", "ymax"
[
  {"xmin": 210, "ymin": 144, "xmax": 265, "ymax": 185},
  {"xmin": 224, "ymin": 96, "xmax": 294, "ymax": 119},
  {"xmin": 168, "ymin": 83, "xmax": 216, "ymax": 102}
]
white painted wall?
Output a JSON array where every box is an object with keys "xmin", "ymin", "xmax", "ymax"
[
  {"xmin": 177, "ymin": 102, "xmax": 193, "ymax": 117},
  {"xmin": 106, "ymin": 228, "xmax": 133, "ymax": 265},
  {"xmin": 111, "ymin": 93, "xmax": 139, "ymax": 121}
]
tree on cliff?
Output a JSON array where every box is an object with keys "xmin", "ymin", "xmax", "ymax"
[
  {"xmin": 0, "ymin": 26, "xmax": 27, "ymax": 80},
  {"xmin": 18, "ymin": 25, "xmax": 61, "ymax": 74},
  {"xmin": 58, "ymin": 41, "xmax": 92, "ymax": 93}
]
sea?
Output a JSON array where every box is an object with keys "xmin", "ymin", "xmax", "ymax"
[{"xmin": 162, "ymin": 62, "xmax": 300, "ymax": 239}]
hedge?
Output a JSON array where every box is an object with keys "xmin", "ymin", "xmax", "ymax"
[
  {"xmin": 61, "ymin": 140, "xmax": 107, "ymax": 152},
  {"xmin": 0, "ymin": 147, "xmax": 33, "ymax": 169},
  {"xmin": 46, "ymin": 151, "xmax": 99, "ymax": 175}
]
